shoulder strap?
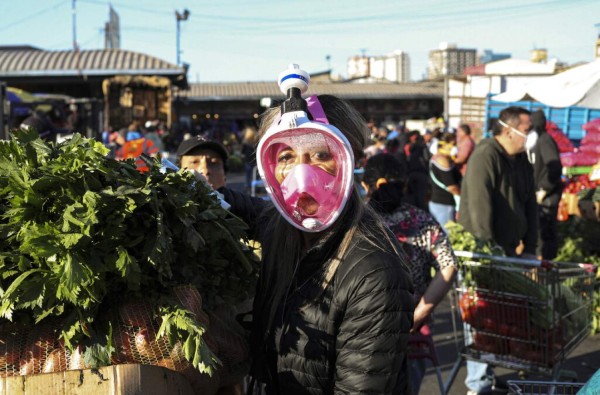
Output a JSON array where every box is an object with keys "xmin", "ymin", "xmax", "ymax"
[
  {"xmin": 321, "ymin": 242, "xmax": 373, "ymax": 290},
  {"xmin": 429, "ymin": 161, "xmax": 450, "ymax": 191}
]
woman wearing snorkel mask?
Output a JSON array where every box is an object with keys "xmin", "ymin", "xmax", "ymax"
[
  {"xmin": 428, "ymin": 132, "xmax": 462, "ymax": 232},
  {"xmin": 220, "ymin": 65, "xmax": 414, "ymax": 395}
]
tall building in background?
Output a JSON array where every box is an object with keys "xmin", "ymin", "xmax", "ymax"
[
  {"xmin": 104, "ymin": 6, "xmax": 120, "ymax": 50},
  {"xmin": 371, "ymin": 50, "xmax": 411, "ymax": 82},
  {"xmin": 427, "ymin": 42, "xmax": 477, "ymax": 79},
  {"xmin": 347, "ymin": 50, "xmax": 411, "ymax": 82},
  {"xmin": 479, "ymin": 49, "xmax": 511, "ymax": 64},
  {"xmin": 347, "ymin": 55, "xmax": 370, "ymax": 79}
]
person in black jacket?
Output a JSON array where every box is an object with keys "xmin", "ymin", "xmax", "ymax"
[
  {"xmin": 402, "ymin": 131, "xmax": 431, "ymax": 211},
  {"xmin": 528, "ymin": 109, "xmax": 562, "ymax": 259},
  {"xmin": 458, "ymin": 106, "xmax": 538, "ymax": 395},
  {"xmin": 459, "ymin": 107, "xmax": 538, "ymax": 258},
  {"xmin": 220, "ymin": 85, "xmax": 414, "ymax": 394}
]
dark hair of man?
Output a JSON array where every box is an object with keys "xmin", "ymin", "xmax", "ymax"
[
  {"xmin": 440, "ymin": 131, "xmax": 456, "ymax": 144},
  {"xmin": 252, "ymin": 95, "xmax": 408, "ymax": 366},
  {"xmin": 363, "ymin": 153, "xmax": 406, "ymax": 213},
  {"xmin": 459, "ymin": 123, "xmax": 471, "ymax": 135},
  {"xmin": 493, "ymin": 106, "xmax": 531, "ymax": 136}
]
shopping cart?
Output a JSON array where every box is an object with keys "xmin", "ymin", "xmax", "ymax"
[
  {"xmin": 452, "ymin": 251, "xmax": 596, "ymax": 382},
  {"xmin": 408, "ymin": 324, "xmax": 447, "ymax": 394},
  {"xmin": 507, "ymin": 380, "xmax": 585, "ymax": 395}
]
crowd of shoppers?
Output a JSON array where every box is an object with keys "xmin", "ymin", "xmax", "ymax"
[{"xmin": 172, "ymin": 98, "xmax": 562, "ymax": 394}]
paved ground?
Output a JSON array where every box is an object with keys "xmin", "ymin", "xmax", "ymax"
[{"xmin": 226, "ymin": 171, "xmax": 600, "ymax": 394}]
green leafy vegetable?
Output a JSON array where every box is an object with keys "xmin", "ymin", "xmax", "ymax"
[{"xmin": 0, "ymin": 129, "xmax": 259, "ymax": 372}]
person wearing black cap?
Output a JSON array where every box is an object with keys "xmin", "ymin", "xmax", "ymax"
[{"xmin": 176, "ymin": 136, "xmax": 229, "ymax": 190}]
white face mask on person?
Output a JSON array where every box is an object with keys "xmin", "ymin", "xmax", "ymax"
[{"xmin": 498, "ymin": 120, "xmax": 538, "ymax": 151}]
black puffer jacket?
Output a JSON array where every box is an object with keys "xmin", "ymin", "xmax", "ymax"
[{"xmin": 220, "ymin": 188, "xmax": 415, "ymax": 394}]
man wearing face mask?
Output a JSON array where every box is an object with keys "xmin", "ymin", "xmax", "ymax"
[
  {"xmin": 527, "ymin": 109, "xmax": 563, "ymax": 260},
  {"xmin": 458, "ymin": 106, "xmax": 538, "ymax": 395}
]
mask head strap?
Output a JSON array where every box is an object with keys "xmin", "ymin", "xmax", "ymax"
[
  {"xmin": 306, "ymin": 95, "xmax": 329, "ymax": 125},
  {"xmin": 498, "ymin": 119, "xmax": 527, "ymax": 138}
]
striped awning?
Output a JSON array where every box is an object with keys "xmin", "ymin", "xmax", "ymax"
[
  {"xmin": 178, "ymin": 81, "xmax": 443, "ymax": 101},
  {"xmin": 0, "ymin": 48, "xmax": 185, "ymax": 78}
]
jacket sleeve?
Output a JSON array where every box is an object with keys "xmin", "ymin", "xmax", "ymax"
[
  {"xmin": 334, "ymin": 252, "xmax": 414, "ymax": 395},
  {"xmin": 218, "ymin": 187, "xmax": 270, "ymax": 240},
  {"xmin": 461, "ymin": 147, "xmax": 496, "ymax": 243},
  {"xmin": 522, "ymin": 161, "xmax": 539, "ymax": 255},
  {"xmin": 538, "ymin": 136, "xmax": 563, "ymax": 193}
]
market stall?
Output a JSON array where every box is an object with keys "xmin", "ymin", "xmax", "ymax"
[
  {"xmin": 103, "ymin": 75, "xmax": 173, "ymax": 130},
  {"xmin": 557, "ymin": 118, "xmax": 600, "ymax": 222}
]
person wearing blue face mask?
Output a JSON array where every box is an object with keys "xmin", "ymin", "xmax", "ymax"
[{"xmin": 458, "ymin": 106, "xmax": 538, "ymax": 395}]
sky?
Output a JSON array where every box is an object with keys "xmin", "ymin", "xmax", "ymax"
[{"xmin": 1, "ymin": 0, "xmax": 599, "ymax": 83}]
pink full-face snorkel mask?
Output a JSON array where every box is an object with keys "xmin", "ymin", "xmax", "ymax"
[{"xmin": 256, "ymin": 64, "xmax": 355, "ymax": 232}]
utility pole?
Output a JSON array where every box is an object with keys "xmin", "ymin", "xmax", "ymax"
[
  {"xmin": 175, "ymin": 9, "xmax": 190, "ymax": 66},
  {"xmin": 72, "ymin": 0, "xmax": 78, "ymax": 51},
  {"xmin": 595, "ymin": 23, "xmax": 600, "ymax": 59}
]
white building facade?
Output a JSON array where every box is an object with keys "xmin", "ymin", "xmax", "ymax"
[{"xmin": 347, "ymin": 50, "xmax": 411, "ymax": 82}]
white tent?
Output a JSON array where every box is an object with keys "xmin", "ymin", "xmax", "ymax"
[
  {"xmin": 491, "ymin": 59, "xmax": 600, "ymax": 109},
  {"xmin": 484, "ymin": 58, "xmax": 557, "ymax": 76}
]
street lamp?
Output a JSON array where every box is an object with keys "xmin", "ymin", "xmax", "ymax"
[{"xmin": 175, "ymin": 9, "xmax": 190, "ymax": 66}]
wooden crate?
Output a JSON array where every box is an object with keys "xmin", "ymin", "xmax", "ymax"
[{"xmin": 0, "ymin": 364, "xmax": 194, "ymax": 395}]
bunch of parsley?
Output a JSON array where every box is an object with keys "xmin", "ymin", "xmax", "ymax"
[{"xmin": 0, "ymin": 129, "xmax": 258, "ymax": 373}]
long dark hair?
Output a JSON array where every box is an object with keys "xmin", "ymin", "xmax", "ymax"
[
  {"xmin": 363, "ymin": 153, "xmax": 406, "ymax": 213},
  {"xmin": 251, "ymin": 96, "xmax": 403, "ymax": 378}
]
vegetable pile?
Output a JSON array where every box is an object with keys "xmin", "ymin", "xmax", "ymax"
[
  {"xmin": 555, "ymin": 217, "xmax": 600, "ymax": 335},
  {"xmin": 0, "ymin": 129, "xmax": 259, "ymax": 378},
  {"xmin": 560, "ymin": 118, "xmax": 600, "ymax": 168},
  {"xmin": 546, "ymin": 121, "xmax": 574, "ymax": 153}
]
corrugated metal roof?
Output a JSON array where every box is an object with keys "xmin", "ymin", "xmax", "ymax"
[
  {"xmin": 178, "ymin": 81, "xmax": 443, "ymax": 101},
  {"xmin": 0, "ymin": 48, "xmax": 184, "ymax": 77}
]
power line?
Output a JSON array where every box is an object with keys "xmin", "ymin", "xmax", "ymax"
[
  {"xmin": 179, "ymin": 0, "xmax": 593, "ymax": 37},
  {"xmin": 69, "ymin": 0, "xmax": 597, "ymax": 45},
  {"xmin": 0, "ymin": 0, "xmax": 68, "ymax": 33},
  {"xmin": 78, "ymin": 0, "xmax": 171, "ymax": 15}
]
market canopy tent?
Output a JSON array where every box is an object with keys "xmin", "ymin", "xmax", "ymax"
[{"xmin": 492, "ymin": 59, "xmax": 600, "ymax": 109}]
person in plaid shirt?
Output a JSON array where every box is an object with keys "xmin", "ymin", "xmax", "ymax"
[{"xmin": 362, "ymin": 153, "xmax": 458, "ymax": 395}]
